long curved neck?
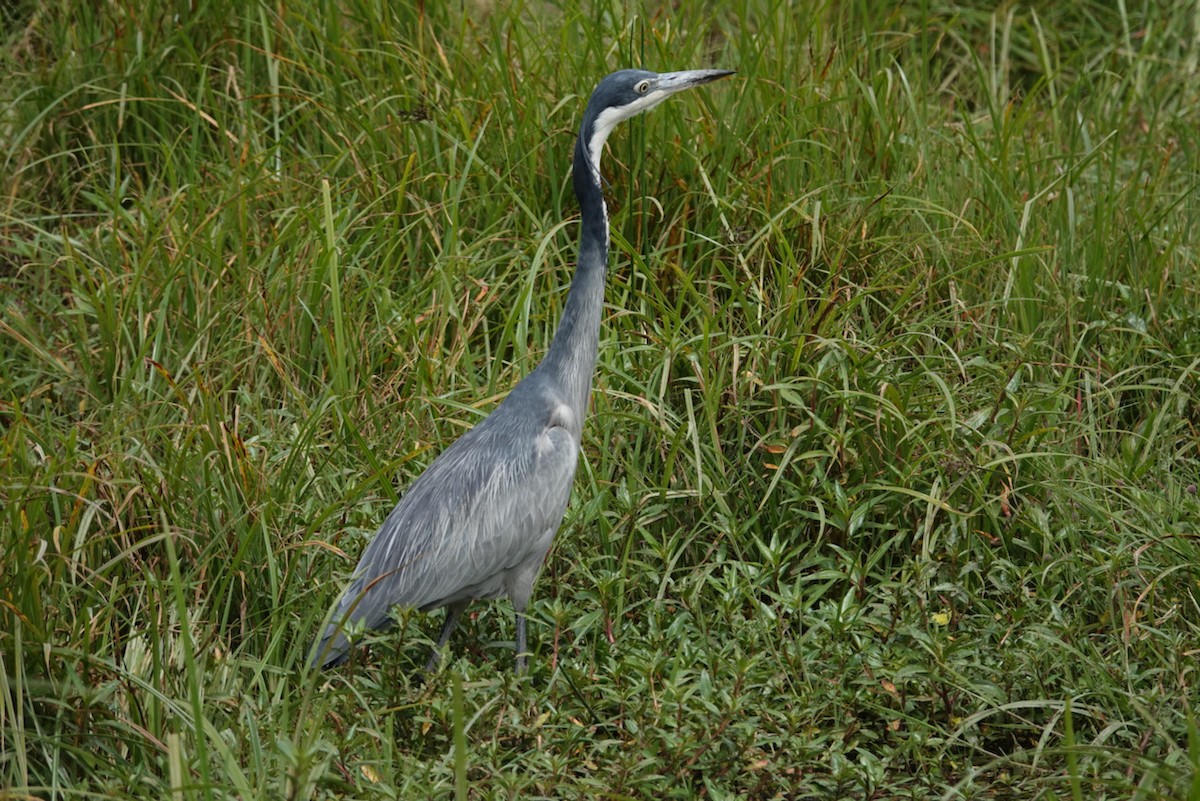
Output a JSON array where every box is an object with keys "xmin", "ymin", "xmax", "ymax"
[{"xmin": 538, "ymin": 126, "xmax": 610, "ymax": 417}]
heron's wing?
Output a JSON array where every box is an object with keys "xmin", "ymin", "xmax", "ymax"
[{"xmin": 313, "ymin": 398, "xmax": 579, "ymax": 662}]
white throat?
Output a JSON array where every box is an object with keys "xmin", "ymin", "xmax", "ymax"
[{"xmin": 584, "ymin": 91, "xmax": 671, "ymax": 180}]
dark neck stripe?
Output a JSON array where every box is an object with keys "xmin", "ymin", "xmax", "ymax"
[{"xmin": 538, "ymin": 116, "xmax": 611, "ymax": 414}]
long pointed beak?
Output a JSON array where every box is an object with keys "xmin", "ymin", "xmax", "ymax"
[{"xmin": 654, "ymin": 69, "xmax": 736, "ymax": 96}]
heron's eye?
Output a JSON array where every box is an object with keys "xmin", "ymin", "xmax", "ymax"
[{"xmin": 635, "ymin": 80, "xmax": 651, "ymax": 94}]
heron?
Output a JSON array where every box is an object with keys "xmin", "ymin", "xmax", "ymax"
[{"xmin": 311, "ymin": 67, "xmax": 734, "ymax": 673}]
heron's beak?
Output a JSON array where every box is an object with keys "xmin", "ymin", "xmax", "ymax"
[{"xmin": 654, "ymin": 69, "xmax": 736, "ymax": 96}]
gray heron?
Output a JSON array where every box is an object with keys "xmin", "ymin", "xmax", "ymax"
[{"xmin": 311, "ymin": 67, "xmax": 734, "ymax": 673}]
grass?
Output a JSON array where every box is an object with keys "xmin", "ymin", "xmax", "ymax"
[{"xmin": 2, "ymin": 0, "xmax": 1199, "ymax": 797}]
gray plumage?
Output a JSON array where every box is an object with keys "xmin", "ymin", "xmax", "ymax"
[{"xmin": 311, "ymin": 67, "xmax": 734, "ymax": 672}]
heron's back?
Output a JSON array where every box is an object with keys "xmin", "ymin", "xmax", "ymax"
[{"xmin": 311, "ymin": 380, "xmax": 580, "ymax": 666}]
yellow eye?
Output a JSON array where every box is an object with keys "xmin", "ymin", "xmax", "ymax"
[{"xmin": 636, "ymin": 80, "xmax": 650, "ymax": 94}]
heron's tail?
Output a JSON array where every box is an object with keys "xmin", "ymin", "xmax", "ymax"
[
  {"xmin": 309, "ymin": 626, "xmax": 351, "ymax": 669},
  {"xmin": 311, "ymin": 574, "xmax": 393, "ymax": 668}
]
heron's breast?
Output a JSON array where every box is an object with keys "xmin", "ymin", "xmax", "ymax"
[{"xmin": 535, "ymin": 402, "xmax": 579, "ymax": 458}]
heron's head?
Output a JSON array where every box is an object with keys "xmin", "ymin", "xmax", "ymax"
[{"xmin": 579, "ymin": 68, "xmax": 735, "ymax": 176}]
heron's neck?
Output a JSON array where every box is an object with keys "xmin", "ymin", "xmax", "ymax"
[{"xmin": 540, "ymin": 134, "xmax": 609, "ymax": 416}]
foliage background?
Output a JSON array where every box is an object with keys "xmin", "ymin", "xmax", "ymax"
[{"xmin": 2, "ymin": 0, "xmax": 1199, "ymax": 798}]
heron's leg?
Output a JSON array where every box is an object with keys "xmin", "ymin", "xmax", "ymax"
[
  {"xmin": 514, "ymin": 611, "xmax": 528, "ymax": 675},
  {"xmin": 424, "ymin": 601, "xmax": 468, "ymax": 672}
]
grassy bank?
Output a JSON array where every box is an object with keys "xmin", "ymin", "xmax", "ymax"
[{"xmin": 2, "ymin": 0, "xmax": 1199, "ymax": 797}]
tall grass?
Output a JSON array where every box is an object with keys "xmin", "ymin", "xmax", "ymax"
[{"xmin": 2, "ymin": 0, "xmax": 1198, "ymax": 797}]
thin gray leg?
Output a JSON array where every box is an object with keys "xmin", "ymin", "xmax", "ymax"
[
  {"xmin": 514, "ymin": 611, "xmax": 528, "ymax": 675},
  {"xmin": 424, "ymin": 601, "xmax": 468, "ymax": 672}
]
